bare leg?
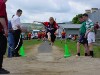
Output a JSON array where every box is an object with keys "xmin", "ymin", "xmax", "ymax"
[
  {"xmin": 76, "ymin": 42, "xmax": 81, "ymax": 56},
  {"xmin": 88, "ymin": 43, "xmax": 94, "ymax": 57},
  {"xmin": 83, "ymin": 44, "xmax": 89, "ymax": 56}
]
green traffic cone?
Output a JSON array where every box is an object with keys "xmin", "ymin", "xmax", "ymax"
[
  {"xmin": 20, "ymin": 46, "xmax": 26, "ymax": 57},
  {"xmin": 64, "ymin": 44, "xmax": 71, "ymax": 58}
]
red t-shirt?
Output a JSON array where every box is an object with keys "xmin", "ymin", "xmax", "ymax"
[
  {"xmin": 38, "ymin": 32, "xmax": 42, "ymax": 37},
  {"xmin": 42, "ymin": 32, "xmax": 46, "ymax": 37},
  {"xmin": 0, "ymin": 1, "xmax": 8, "ymax": 32},
  {"xmin": 94, "ymin": 24, "xmax": 100, "ymax": 29},
  {"xmin": 43, "ymin": 21, "xmax": 58, "ymax": 29},
  {"xmin": 62, "ymin": 32, "xmax": 66, "ymax": 36},
  {"xmin": 28, "ymin": 33, "xmax": 31, "ymax": 37}
]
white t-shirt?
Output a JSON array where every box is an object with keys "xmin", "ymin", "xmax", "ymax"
[
  {"xmin": 86, "ymin": 19, "xmax": 94, "ymax": 32},
  {"xmin": 11, "ymin": 15, "xmax": 21, "ymax": 30}
]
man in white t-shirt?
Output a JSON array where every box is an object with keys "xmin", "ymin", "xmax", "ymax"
[
  {"xmin": 83, "ymin": 14, "xmax": 95, "ymax": 57},
  {"xmin": 11, "ymin": 9, "xmax": 23, "ymax": 57}
]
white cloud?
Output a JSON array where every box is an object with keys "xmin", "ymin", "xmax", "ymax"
[{"xmin": 6, "ymin": 0, "xmax": 100, "ymax": 23}]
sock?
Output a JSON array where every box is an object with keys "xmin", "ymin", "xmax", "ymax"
[
  {"xmin": 77, "ymin": 53, "xmax": 80, "ymax": 56},
  {"xmin": 85, "ymin": 53, "xmax": 88, "ymax": 56},
  {"xmin": 90, "ymin": 51, "xmax": 94, "ymax": 57}
]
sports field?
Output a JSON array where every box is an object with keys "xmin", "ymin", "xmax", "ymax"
[{"xmin": 55, "ymin": 40, "xmax": 100, "ymax": 58}]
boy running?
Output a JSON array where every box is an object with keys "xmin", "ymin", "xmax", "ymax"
[{"xmin": 35, "ymin": 17, "xmax": 58, "ymax": 45}]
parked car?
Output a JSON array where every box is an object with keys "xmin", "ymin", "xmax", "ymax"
[{"xmin": 31, "ymin": 30, "xmax": 40, "ymax": 39}]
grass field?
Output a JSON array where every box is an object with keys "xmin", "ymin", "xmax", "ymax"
[
  {"xmin": 23, "ymin": 39, "xmax": 42, "ymax": 51},
  {"xmin": 55, "ymin": 40, "xmax": 100, "ymax": 58}
]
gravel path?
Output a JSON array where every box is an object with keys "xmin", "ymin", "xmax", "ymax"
[{"xmin": 3, "ymin": 42, "xmax": 100, "ymax": 75}]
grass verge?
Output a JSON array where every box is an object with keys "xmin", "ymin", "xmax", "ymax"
[{"xmin": 55, "ymin": 40, "xmax": 100, "ymax": 58}]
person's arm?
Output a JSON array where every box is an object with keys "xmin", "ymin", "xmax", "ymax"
[
  {"xmin": 85, "ymin": 22, "xmax": 94, "ymax": 37},
  {"xmin": 16, "ymin": 18, "xmax": 21, "ymax": 30},
  {"xmin": 0, "ymin": 18, "xmax": 7, "ymax": 29},
  {"xmin": 0, "ymin": 18, "xmax": 8, "ymax": 36},
  {"xmin": 0, "ymin": 3, "xmax": 8, "ymax": 37},
  {"xmin": 54, "ymin": 22, "xmax": 59, "ymax": 35},
  {"xmin": 34, "ymin": 21, "xmax": 43, "ymax": 24},
  {"xmin": 34, "ymin": 21, "xmax": 49, "ymax": 27}
]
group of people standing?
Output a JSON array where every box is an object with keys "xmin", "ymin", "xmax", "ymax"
[
  {"xmin": 37, "ymin": 31, "xmax": 46, "ymax": 41},
  {"xmin": 8, "ymin": 9, "xmax": 23, "ymax": 57},
  {"xmin": 76, "ymin": 13, "xmax": 96, "ymax": 57}
]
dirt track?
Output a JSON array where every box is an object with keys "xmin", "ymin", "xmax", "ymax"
[{"xmin": 3, "ymin": 42, "xmax": 100, "ymax": 75}]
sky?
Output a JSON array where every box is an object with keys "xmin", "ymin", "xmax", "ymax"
[{"xmin": 6, "ymin": 0, "xmax": 100, "ymax": 23}]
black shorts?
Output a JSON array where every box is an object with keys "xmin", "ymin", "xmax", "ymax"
[
  {"xmin": 78, "ymin": 35, "xmax": 88, "ymax": 44},
  {"xmin": 62, "ymin": 36, "xmax": 65, "ymax": 39},
  {"xmin": 51, "ymin": 34, "xmax": 56, "ymax": 43},
  {"xmin": 0, "ymin": 33, "xmax": 7, "ymax": 55}
]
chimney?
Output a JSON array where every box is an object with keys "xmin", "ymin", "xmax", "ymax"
[{"xmin": 91, "ymin": 8, "xmax": 98, "ymax": 13}]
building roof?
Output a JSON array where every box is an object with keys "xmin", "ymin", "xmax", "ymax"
[{"xmin": 59, "ymin": 24, "xmax": 81, "ymax": 29}]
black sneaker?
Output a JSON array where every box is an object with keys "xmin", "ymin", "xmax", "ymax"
[
  {"xmin": 76, "ymin": 53, "xmax": 80, "ymax": 57},
  {"xmin": 14, "ymin": 54, "xmax": 21, "ymax": 57},
  {"xmin": 85, "ymin": 53, "xmax": 88, "ymax": 56},
  {"xmin": 90, "ymin": 51, "xmax": 94, "ymax": 57},
  {"xmin": 0, "ymin": 68, "xmax": 10, "ymax": 74}
]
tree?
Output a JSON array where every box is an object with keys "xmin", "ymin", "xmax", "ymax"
[{"xmin": 72, "ymin": 14, "xmax": 83, "ymax": 24}]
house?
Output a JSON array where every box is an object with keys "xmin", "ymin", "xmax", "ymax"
[
  {"xmin": 58, "ymin": 24, "xmax": 81, "ymax": 38},
  {"xmin": 85, "ymin": 8, "xmax": 100, "ymax": 24}
]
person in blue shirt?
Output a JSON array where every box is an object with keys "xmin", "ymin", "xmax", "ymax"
[{"xmin": 8, "ymin": 15, "xmax": 15, "ymax": 57}]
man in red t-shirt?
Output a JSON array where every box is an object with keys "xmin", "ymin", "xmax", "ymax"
[
  {"xmin": 28, "ymin": 32, "xmax": 31, "ymax": 40},
  {"xmin": 38, "ymin": 31, "xmax": 42, "ymax": 40},
  {"xmin": 0, "ymin": 0, "xmax": 10, "ymax": 74},
  {"xmin": 94, "ymin": 22, "xmax": 100, "ymax": 34},
  {"xmin": 41, "ymin": 31, "xmax": 46, "ymax": 41}
]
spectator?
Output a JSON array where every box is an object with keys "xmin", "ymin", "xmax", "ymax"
[
  {"xmin": 83, "ymin": 13, "xmax": 95, "ymax": 57},
  {"xmin": 61, "ymin": 30, "xmax": 66, "ymax": 43},
  {"xmin": 76, "ymin": 16, "xmax": 89, "ymax": 56},
  {"xmin": 8, "ymin": 15, "xmax": 15, "ymax": 57},
  {"xmin": 94, "ymin": 22, "xmax": 100, "ymax": 34},
  {"xmin": 11, "ymin": 9, "xmax": 23, "ymax": 57},
  {"xmin": 0, "ymin": 0, "xmax": 10, "ymax": 74},
  {"xmin": 28, "ymin": 32, "xmax": 31, "ymax": 40}
]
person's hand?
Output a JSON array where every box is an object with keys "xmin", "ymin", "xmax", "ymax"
[
  {"xmin": 54, "ymin": 32, "xmax": 58, "ymax": 35},
  {"xmin": 84, "ymin": 33, "xmax": 88, "ymax": 38},
  {"xmin": 4, "ymin": 29, "xmax": 8, "ymax": 37},
  {"xmin": 84, "ymin": 35, "xmax": 87, "ymax": 38}
]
